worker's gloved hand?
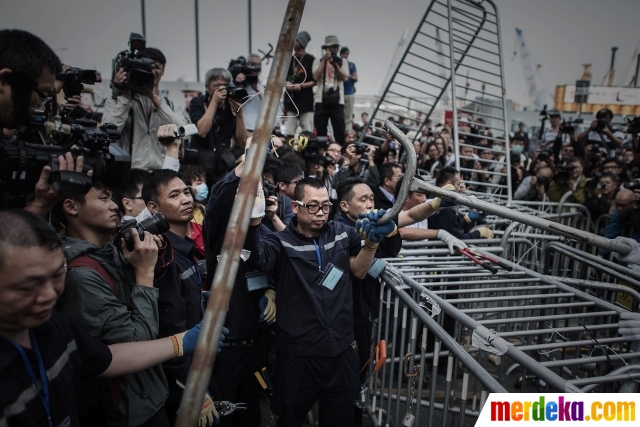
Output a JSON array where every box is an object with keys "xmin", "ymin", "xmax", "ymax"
[
  {"xmin": 172, "ymin": 322, "xmax": 202, "ymax": 357},
  {"xmin": 618, "ymin": 311, "xmax": 640, "ymax": 342},
  {"xmin": 431, "ymin": 184, "xmax": 457, "ymax": 209},
  {"xmin": 437, "ymin": 229, "xmax": 468, "ymax": 254},
  {"xmin": 200, "ymin": 389, "xmax": 220, "ymax": 426},
  {"xmin": 464, "ymin": 211, "xmax": 486, "ymax": 223},
  {"xmin": 259, "ymin": 289, "xmax": 276, "ymax": 324},
  {"xmin": 355, "ymin": 218, "xmax": 397, "ymax": 246},
  {"xmin": 476, "ymin": 227, "xmax": 494, "ymax": 239},
  {"xmin": 612, "ymin": 237, "xmax": 640, "ymax": 271},
  {"xmin": 217, "ymin": 327, "xmax": 229, "ymax": 353},
  {"xmin": 361, "ymin": 209, "xmax": 398, "ymax": 237}
]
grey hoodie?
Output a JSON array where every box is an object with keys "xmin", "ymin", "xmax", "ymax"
[{"xmin": 56, "ymin": 236, "xmax": 168, "ymax": 426}]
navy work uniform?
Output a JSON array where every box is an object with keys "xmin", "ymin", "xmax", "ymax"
[
  {"xmin": 204, "ymin": 170, "xmax": 268, "ymax": 427},
  {"xmin": 246, "ymin": 217, "xmax": 363, "ymax": 427},
  {"xmin": 157, "ymin": 231, "xmax": 204, "ymax": 424}
]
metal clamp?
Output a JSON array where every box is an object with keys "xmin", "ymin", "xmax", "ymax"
[{"xmin": 403, "ymin": 353, "xmax": 421, "ymax": 378}]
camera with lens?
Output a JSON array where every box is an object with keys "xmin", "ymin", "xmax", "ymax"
[
  {"xmin": 0, "ymin": 102, "xmax": 131, "ymax": 208},
  {"xmin": 223, "ymin": 82, "xmax": 248, "ymax": 103},
  {"xmin": 330, "ymin": 52, "xmax": 343, "ymax": 66},
  {"xmin": 624, "ymin": 181, "xmax": 640, "ymax": 191},
  {"xmin": 115, "ymin": 212, "xmax": 170, "ymax": 252},
  {"xmin": 112, "ymin": 32, "xmax": 156, "ymax": 94},
  {"xmin": 561, "ymin": 117, "xmax": 583, "ymax": 134},
  {"xmin": 536, "ymin": 175, "xmax": 550, "ymax": 189},
  {"xmin": 625, "ymin": 116, "xmax": 640, "ymax": 134},
  {"xmin": 353, "ymin": 143, "xmax": 368, "ymax": 156},
  {"xmin": 586, "ymin": 171, "xmax": 603, "ymax": 189},
  {"xmin": 299, "ymin": 136, "xmax": 333, "ymax": 170},
  {"xmin": 538, "ymin": 149, "xmax": 552, "ymax": 162},
  {"xmin": 57, "ymin": 67, "xmax": 102, "ymax": 99},
  {"xmin": 263, "ymin": 179, "xmax": 277, "ymax": 206},
  {"xmin": 555, "ymin": 164, "xmax": 576, "ymax": 182},
  {"xmin": 228, "ymin": 56, "xmax": 261, "ymax": 85}
]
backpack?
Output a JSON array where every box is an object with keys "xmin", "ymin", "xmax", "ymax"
[{"xmin": 67, "ymin": 255, "xmax": 122, "ymax": 414}]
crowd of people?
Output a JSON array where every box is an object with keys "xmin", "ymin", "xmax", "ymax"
[{"xmin": 2, "ymin": 27, "xmax": 640, "ymax": 427}]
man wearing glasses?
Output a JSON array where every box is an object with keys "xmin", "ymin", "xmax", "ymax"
[{"xmin": 246, "ymin": 177, "xmax": 397, "ymax": 426}]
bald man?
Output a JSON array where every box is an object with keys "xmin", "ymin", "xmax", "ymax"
[{"xmin": 598, "ymin": 187, "xmax": 640, "ymax": 257}]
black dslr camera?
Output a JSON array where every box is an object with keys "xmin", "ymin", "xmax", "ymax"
[
  {"xmin": 263, "ymin": 179, "xmax": 276, "ymax": 206},
  {"xmin": 624, "ymin": 181, "xmax": 640, "ymax": 191},
  {"xmin": 57, "ymin": 67, "xmax": 102, "ymax": 99},
  {"xmin": 555, "ymin": 164, "xmax": 576, "ymax": 182},
  {"xmin": 626, "ymin": 116, "xmax": 640, "ymax": 134},
  {"xmin": 330, "ymin": 52, "xmax": 343, "ymax": 66},
  {"xmin": 112, "ymin": 33, "xmax": 156, "ymax": 94},
  {"xmin": 115, "ymin": 213, "xmax": 170, "ymax": 252},
  {"xmin": 0, "ymin": 101, "xmax": 131, "ymax": 208},
  {"xmin": 301, "ymin": 136, "xmax": 333, "ymax": 169},
  {"xmin": 223, "ymin": 82, "xmax": 248, "ymax": 103},
  {"xmin": 353, "ymin": 143, "xmax": 368, "ymax": 156}
]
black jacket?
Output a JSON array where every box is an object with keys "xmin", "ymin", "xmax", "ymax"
[
  {"xmin": 372, "ymin": 185, "xmax": 394, "ymax": 211},
  {"xmin": 157, "ymin": 231, "xmax": 204, "ymax": 405},
  {"xmin": 428, "ymin": 207, "xmax": 480, "ymax": 240},
  {"xmin": 246, "ymin": 217, "xmax": 363, "ymax": 357},
  {"xmin": 203, "ymin": 169, "xmax": 266, "ymax": 341},
  {"xmin": 336, "ymin": 214, "xmax": 402, "ymax": 326}
]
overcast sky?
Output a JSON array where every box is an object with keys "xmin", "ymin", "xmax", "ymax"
[{"xmin": 2, "ymin": 0, "xmax": 639, "ymax": 107}]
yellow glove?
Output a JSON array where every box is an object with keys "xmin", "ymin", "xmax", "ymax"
[
  {"xmin": 430, "ymin": 184, "xmax": 456, "ymax": 210},
  {"xmin": 200, "ymin": 390, "xmax": 219, "ymax": 427},
  {"xmin": 263, "ymin": 289, "xmax": 276, "ymax": 323},
  {"xmin": 477, "ymin": 227, "xmax": 494, "ymax": 239}
]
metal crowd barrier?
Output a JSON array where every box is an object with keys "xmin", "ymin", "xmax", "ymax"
[{"xmin": 358, "ymin": 234, "xmax": 640, "ymax": 426}]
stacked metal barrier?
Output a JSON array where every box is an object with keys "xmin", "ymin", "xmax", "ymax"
[{"xmin": 356, "ymin": 233, "xmax": 640, "ymax": 426}]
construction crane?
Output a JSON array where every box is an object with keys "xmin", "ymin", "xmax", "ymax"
[
  {"xmin": 620, "ymin": 38, "xmax": 640, "ymax": 87},
  {"xmin": 512, "ymin": 28, "xmax": 548, "ymax": 110}
]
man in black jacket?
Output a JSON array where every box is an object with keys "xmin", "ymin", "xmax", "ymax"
[
  {"xmin": 245, "ymin": 176, "xmax": 396, "ymax": 426},
  {"xmin": 284, "ymin": 31, "xmax": 316, "ymax": 136},
  {"xmin": 372, "ymin": 162, "xmax": 403, "ymax": 210},
  {"xmin": 142, "ymin": 169, "xmax": 208, "ymax": 424},
  {"xmin": 203, "ymin": 162, "xmax": 276, "ymax": 427}
]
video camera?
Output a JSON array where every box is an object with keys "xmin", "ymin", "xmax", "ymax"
[
  {"xmin": 561, "ymin": 117, "xmax": 583, "ymax": 135},
  {"xmin": 115, "ymin": 212, "xmax": 170, "ymax": 252},
  {"xmin": 0, "ymin": 101, "xmax": 131, "ymax": 208},
  {"xmin": 57, "ymin": 67, "xmax": 102, "ymax": 99},
  {"xmin": 112, "ymin": 33, "xmax": 156, "ymax": 94},
  {"xmin": 625, "ymin": 181, "xmax": 640, "ymax": 191},
  {"xmin": 298, "ymin": 135, "xmax": 334, "ymax": 168},
  {"xmin": 625, "ymin": 116, "xmax": 640, "ymax": 134},
  {"xmin": 228, "ymin": 56, "xmax": 261, "ymax": 80}
]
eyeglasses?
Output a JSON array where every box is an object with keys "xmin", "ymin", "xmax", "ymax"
[{"xmin": 294, "ymin": 201, "xmax": 333, "ymax": 214}]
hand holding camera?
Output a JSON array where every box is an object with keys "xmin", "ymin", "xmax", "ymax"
[
  {"xmin": 26, "ymin": 153, "xmax": 94, "ymax": 217},
  {"xmin": 119, "ymin": 228, "xmax": 162, "ymax": 286},
  {"xmin": 211, "ymin": 85, "xmax": 228, "ymax": 106}
]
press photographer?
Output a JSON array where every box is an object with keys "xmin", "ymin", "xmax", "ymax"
[
  {"xmin": 102, "ymin": 33, "xmax": 187, "ymax": 170},
  {"xmin": 333, "ymin": 142, "xmax": 379, "ymax": 187},
  {"xmin": 284, "ymin": 31, "xmax": 316, "ymax": 136},
  {"xmin": 189, "ymin": 67, "xmax": 247, "ymax": 184},
  {"xmin": 577, "ymin": 107, "xmax": 624, "ymax": 149},
  {"xmin": 312, "ymin": 35, "xmax": 350, "ymax": 144},
  {"xmin": 547, "ymin": 156, "xmax": 588, "ymax": 204},
  {"xmin": 229, "ymin": 54, "xmax": 263, "ymax": 133}
]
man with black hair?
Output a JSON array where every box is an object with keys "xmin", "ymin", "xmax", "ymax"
[
  {"xmin": 52, "ymin": 182, "xmax": 174, "ymax": 426},
  {"xmin": 276, "ymin": 161, "xmax": 304, "ymax": 200},
  {"xmin": 245, "ymin": 175, "xmax": 396, "ymax": 426},
  {"xmin": 204, "ymin": 160, "xmax": 277, "ymax": 427},
  {"xmin": 0, "ymin": 209, "xmax": 208, "ymax": 427},
  {"xmin": 141, "ymin": 169, "xmax": 210, "ymax": 423},
  {"xmin": 577, "ymin": 108, "xmax": 624, "ymax": 149},
  {"xmin": 0, "ymin": 29, "xmax": 61, "ymax": 130},
  {"xmin": 547, "ymin": 156, "xmax": 588, "ymax": 204},
  {"xmin": 261, "ymin": 156, "xmax": 293, "ymax": 232},
  {"xmin": 113, "ymin": 169, "xmax": 150, "ymax": 220},
  {"xmin": 103, "ymin": 46, "xmax": 187, "ymax": 170},
  {"xmin": 373, "ymin": 162, "xmax": 403, "ymax": 210}
]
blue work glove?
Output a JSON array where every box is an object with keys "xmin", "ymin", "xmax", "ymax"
[
  {"xmin": 172, "ymin": 323, "xmax": 229, "ymax": 357},
  {"xmin": 356, "ymin": 215, "xmax": 397, "ymax": 244},
  {"xmin": 465, "ymin": 211, "xmax": 486, "ymax": 223},
  {"xmin": 218, "ymin": 327, "xmax": 229, "ymax": 353}
]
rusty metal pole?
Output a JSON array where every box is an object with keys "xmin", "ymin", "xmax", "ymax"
[{"xmin": 174, "ymin": 1, "xmax": 305, "ymax": 426}]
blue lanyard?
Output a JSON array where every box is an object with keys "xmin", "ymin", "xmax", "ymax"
[
  {"xmin": 177, "ymin": 251, "xmax": 202, "ymax": 286},
  {"xmin": 312, "ymin": 239, "xmax": 322, "ymax": 273},
  {"xmin": 7, "ymin": 331, "xmax": 53, "ymax": 427}
]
